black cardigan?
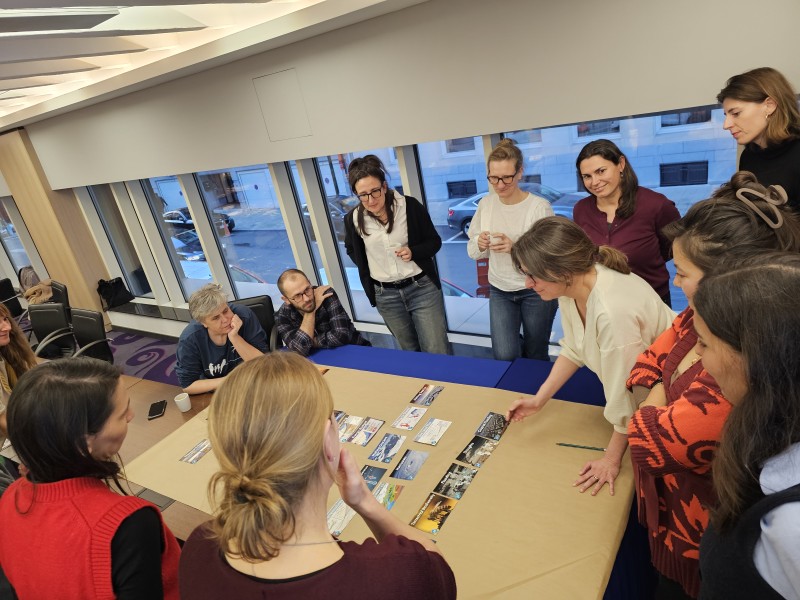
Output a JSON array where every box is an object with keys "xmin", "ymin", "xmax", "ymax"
[{"xmin": 344, "ymin": 195, "xmax": 442, "ymax": 306}]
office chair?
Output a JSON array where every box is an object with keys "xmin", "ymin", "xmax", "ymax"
[
  {"xmin": 0, "ymin": 278, "xmax": 25, "ymax": 320},
  {"xmin": 49, "ymin": 280, "xmax": 71, "ymax": 322},
  {"xmin": 231, "ymin": 295, "xmax": 280, "ymax": 351},
  {"xmin": 28, "ymin": 303, "xmax": 77, "ymax": 358},
  {"xmin": 72, "ymin": 308, "xmax": 114, "ymax": 363}
]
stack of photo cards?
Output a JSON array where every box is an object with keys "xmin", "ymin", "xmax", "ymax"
[
  {"xmin": 456, "ymin": 436, "xmax": 499, "ymax": 468},
  {"xmin": 368, "ymin": 433, "xmax": 406, "ymax": 463},
  {"xmin": 475, "ymin": 412, "xmax": 509, "ymax": 441},
  {"xmin": 390, "ymin": 449, "xmax": 430, "ymax": 480},
  {"xmin": 434, "ymin": 463, "xmax": 478, "ymax": 500},
  {"xmin": 410, "ymin": 493, "xmax": 458, "ymax": 535},
  {"xmin": 411, "ymin": 384, "xmax": 444, "ymax": 406},
  {"xmin": 392, "ymin": 406, "xmax": 428, "ymax": 431},
  {"xmin": 338, "ymin": 414, "xmax": 363, "ymax": 442},
  {"xmin": 347, "ymin": 417, "xmax": 384, "ymax": 446},
  {"xmin": 327, "ymin": 467, "xmax": 401, "ymax": 536},
  {"xmin": 413, "ymin": 418, "xmax": 451, "ymax": 446}
]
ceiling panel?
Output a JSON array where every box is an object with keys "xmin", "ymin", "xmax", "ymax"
[
  {"xmin": 0, "ymin": 37, "xmax": 146, "ymax": 63},
  {"xmin": 0, "ymin": 59, "xmax": 99, "ymax": 80},
  {"xmin": 0, "ymin": 10, "xmax": 119, "ymax": 33}
]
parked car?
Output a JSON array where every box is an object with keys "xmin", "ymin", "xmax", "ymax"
[
  {"xmin": 171, "ymin": 229, "xmax": 206, "ymax": 261},
  {"xmin": 446, "ymin": 183, "xmax": 583, "ymax": 237},
  {"xmin": 163, "ymin": 206, "xmax": 235, "ymax": 233},
  {"xmin": 180, "ymin": 260, "xmax": 266, "ymax": 283},
  {"xmin": 302, "ymin": 198, "xmax": 349, "ymax": 241}
]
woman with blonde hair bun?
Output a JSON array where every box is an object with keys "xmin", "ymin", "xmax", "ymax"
[
  {"xmin": 179, "ymin": 352, "xmax": 456, "ymax": 599},
  {"xmin": 506, "ymin": 216, "xmax": 674, "ymax": 497}
]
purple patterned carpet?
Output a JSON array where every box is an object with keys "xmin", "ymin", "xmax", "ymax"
[{"xmin": 108, "ymin": 330, "xmax": 179, "ymax": 386}]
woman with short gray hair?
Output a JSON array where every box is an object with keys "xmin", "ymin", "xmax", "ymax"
[{"xmin": 176, "ymin": 284, "xmax": 267, "ymax": 394}]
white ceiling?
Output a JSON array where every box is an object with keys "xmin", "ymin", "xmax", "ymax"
[{"xmin": 0, "ymin": 0, "xmax": 422, "ymax": 131}]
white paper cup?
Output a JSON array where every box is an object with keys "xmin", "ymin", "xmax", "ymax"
[
  {"xmin": 174, "ymin": 392, "xmax": 192, "ymax": 413},
  {"xmin": 387, "ymin": 242, "xmax": 401, "ymax": 253},
  {"xmin": 491, "ymin": 236, "xmax": 502, "ymax": 245}
]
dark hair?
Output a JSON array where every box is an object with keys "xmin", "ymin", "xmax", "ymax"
[
  {"xmin": 662, "ymin": 171, "xmax": 800, "ymax": 274},
  {"xmin": 277, "ymin": 268, "xmax": 308, "ymax": 296},
  {"xmin": 717, "ymin": 67, "xmax": 800, "ymax": 145},
  {"xmin": 6, "ymin": 358, "xmax": 124, "ymax": 487},
  {"xmin": 694, "ymin": 253, "xmax": 800, "ymax": 532},
  {"xmin": 0, "ymin": 303, "xmax": 37, "ymax": 378},
  {"xmin": 347, "ymin": 155, "xmax": 396, "ymax": 236},
  {"xmin": 488, "ymin": 138, "xmax": 523, "ymax": 173},
  {"xmin": 511, "ymin": 216, "xmax": 629, "ymax": 284},
  {"xmin": 575, "ymin": 139, "xmax": 639, "ymax": 219}
]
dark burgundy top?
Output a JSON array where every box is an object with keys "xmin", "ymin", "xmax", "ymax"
[
  {"xmin": 179, "ymin": 526, "xmax": 457, "ymax": 600},
  {"xmin": 573, "ymin": 187, "xmax": 680, "ymax": 299}
]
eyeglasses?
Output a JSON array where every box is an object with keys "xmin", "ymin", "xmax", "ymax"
[
  {"xmin": 518, "ymin": 268, "xmax": 538, "ymax": 285},
  {"xmin": 487, "ymin": 170, "xmax": 518, "ymax": 185},
  {"xmin": 289, "ymin": 285, "xmax": 314, "ymax": 303},
  {"xmin": 356, "ymin": 187, "xmax": 384, "ymax": 202}
]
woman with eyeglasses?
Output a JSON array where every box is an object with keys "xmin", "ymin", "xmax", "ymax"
[
  {"xmin": 344, "ymin": 155, "xmax": 450, "ymax": 354},
  {"xmin": 717, "ymin": 67, "xmax": 800, "ymax": 210},
  {"xmin": 505, "ymin": 216, "xmax": 675, "ymax": 497},
  {"xmin": 574, "ymin": 139, "xmax": 680, "ymax": 306},
  {"xmin": 693, "ymin": 253, "xmax": 800, "ymax": 600},
  {"xmin": 467, "ymin": 139, "xmax": 557, "ymax": 361}
]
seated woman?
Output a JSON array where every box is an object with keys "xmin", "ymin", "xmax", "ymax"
[
  {"xmin": 175, "ymin": 283, "xmax": 267, "ymax": 394},
  {"xmin": 179, "ymin": 352, "xmax": 456, "ymax": 599},
  {"xmin": 506, "ymin": 216, "xmax": 675, "ymax": 496},
  {"xmin": 694, "ymin": 253, "xmax": 800, "ymax": 600},
  {"xmin": 626, "ymin": 173, "xmax": 800, "ymax": 599},
  {"xmin": 0, "ymin": 358, "xmax": 181, "ymax": 599},
  {"xmin": 0, "ymin": 302, "xmax": 38, "ymax": 494}
]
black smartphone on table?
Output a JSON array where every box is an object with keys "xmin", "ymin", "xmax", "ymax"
[{"xmin": 147, "ymin": 400, "xmax": 168, "ymax": 420}]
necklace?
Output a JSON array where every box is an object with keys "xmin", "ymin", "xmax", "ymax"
[{"xmin": 282, "ymin": 538, "xmax": 339, "ymax": 547}]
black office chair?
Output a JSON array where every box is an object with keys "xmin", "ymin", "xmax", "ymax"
[
  {"xmin": 72, "ymin": 308, "xmax": 114, "ymax": 363},
  {"xmin": 0, "ymin": 278, "xmax": 25, "ymax": 322},
  {"xmin": 49, "ymin": 280, "xmax": 71, "ymax": 322},
  {"xmin": 231, "ymin": 295, "xmax": 279, "ymax": 351},
  {"xmin": 28, "ymin": 303, "xmax": 77, "ymax": 358}
]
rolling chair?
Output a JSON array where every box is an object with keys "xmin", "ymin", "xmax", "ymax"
[
  {"xmin": 28, "ymin": 303, "xmax": 77, "ymax": 358},
  {"xmin": 231, "ymin": 295, "xmax": 280, "ymax": 350},
  {"xmin": 0, "ymin": 278, "xmax": 26, "ymax": 324},
  {"xmin": 72, "ymin": 308, "xmax": 114, "ymax": 363},
  {"xmin": 49, "ymin": 280, "xmax": 71, "ymax": 322}
]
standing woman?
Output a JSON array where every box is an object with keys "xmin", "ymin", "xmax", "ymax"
[
  {"xmin": 506, "ymin": 217, "xmax": 675, "ymax": 495},
  {"xmin": 718, "ymin": 67, "xmax": 800, "ymax": 209},
  {"xmin": 467, "ymin": 139, "xmax": 557, "ymax": 361},
  {"xmin": 626, "ymin": 172, "xmax": 800, "ymax": 599},
  {"xmin": 344, "ymin": 155, "xmax": 450, "ymax": 354},
  {"xmin": 179, "ymin": 352, "xmax": 456, "ymax": 599},
  {"xmin": 694, "ymin": 254, "xmax": 800, "ymax": 600},
  {"xmin": 0, "ymin": 358, "xmax": 181, "ymax": 599},
  {"xmin": 574, "ymin": 139, "xmax": 680, "ymax": 305}
]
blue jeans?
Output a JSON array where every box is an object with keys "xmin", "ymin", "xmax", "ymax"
[
  {"xmin": 374, "ymin": 275, "xmax": 451, "ymax": 354},
  {"xmin": 489, "ymin": 285, "xmax": 557, "ymax": 361}
]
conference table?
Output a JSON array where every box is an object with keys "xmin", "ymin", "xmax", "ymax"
[{"xmin": 124, "ymin": 360, "xmax": 634, "ymax": 600}]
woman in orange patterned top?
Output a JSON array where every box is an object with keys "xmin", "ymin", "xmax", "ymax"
[{"xmin": 626, "ymin": 171, "xmax": 800, "ymax": 599}]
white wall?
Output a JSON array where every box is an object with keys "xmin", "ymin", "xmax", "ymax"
[{"xmin": 27, "ymin": 0, "xmax": 800, "ymax": 190}]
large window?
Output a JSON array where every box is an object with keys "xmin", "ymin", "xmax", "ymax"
[
  {"xmin": 88, "ymin": 184, "xmax": 153, "ymax": 298},
  {"xmin": 0, "ymin": 199, "xmax": 31, "ymax": 273}
]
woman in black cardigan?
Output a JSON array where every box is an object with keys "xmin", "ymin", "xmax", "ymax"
[{"xmin": 344, "ymin": 155, "xmax": 450, "ymax": 354}]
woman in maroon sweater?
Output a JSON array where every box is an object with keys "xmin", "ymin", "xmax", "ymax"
[
  {"xmin": 0, "ymin": 357, "xmax": 180, "ymax": 599},
  {"xmin": 179, "ymin": 352, "xmax": 456, "ymax": 600},
  {"xmin": 573, "ymin": 139, "xmax": 680, "ymax": 305}
]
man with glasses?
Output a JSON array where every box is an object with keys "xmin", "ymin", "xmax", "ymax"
[{"xmin": 275, "ymin": 268, "xmax": 370, "ymax": 357}]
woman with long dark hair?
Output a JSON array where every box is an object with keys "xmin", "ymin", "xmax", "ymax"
[
  {"xmin": 344, "ymin": 155, "xmax": 450, "ymax": 354},
  {"xmin": 694, "ymin": 253, "xmax": 800, "ymax": 600},
  {"xmin": 0, "ymin": 358, "xmax": 181, "ymax": 599},
  {"xmin": 573, "ymin": 139, "xmax": 680, "ymax": 305}
]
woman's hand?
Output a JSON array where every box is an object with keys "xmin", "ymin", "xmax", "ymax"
[
  {"xmin": 336, "ymin": 447, "xmax": 376, "ymax": 513},
  {"xmin": 506, "ymin": 394, "xmax": 550, "ymax": 422},
  {"xmin": 395, "ymin": 246, "xmax": 413, "ymax": 262},
  {"xmin": 489, "ymin": 232, "xmax": 513, "ymax": 254},
  {"xmin": 477, "ymin": 231, "xmax": 491, "ymax": 252},
  {"xmin": 574, "ymin": 456, "xmax": 620, "ymax": 496},
  {"xmin": 227, "ymin": 314, "xmax": 244, "ymax": 338}
]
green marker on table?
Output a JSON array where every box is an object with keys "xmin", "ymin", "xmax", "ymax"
[{"xmin": 556, "ymin": 442, "xmax": 605, "ymax": 452}]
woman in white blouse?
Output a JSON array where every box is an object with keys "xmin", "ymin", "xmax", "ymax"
[
  {"xmin": 344, "ymin": 155, "xmax": 450, "ymax": 354},
  {"xmin": 467, "ymin": 138, "xmax": 557, "ymax": 360},
  {"xmin": 506, "ymin": 217, "xmax": 674, "ymax": 496}
]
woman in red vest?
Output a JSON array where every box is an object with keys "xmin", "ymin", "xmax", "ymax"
[{"xmin": 0, "ymin": 358, "xmax": 180, "ymax": 599}]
